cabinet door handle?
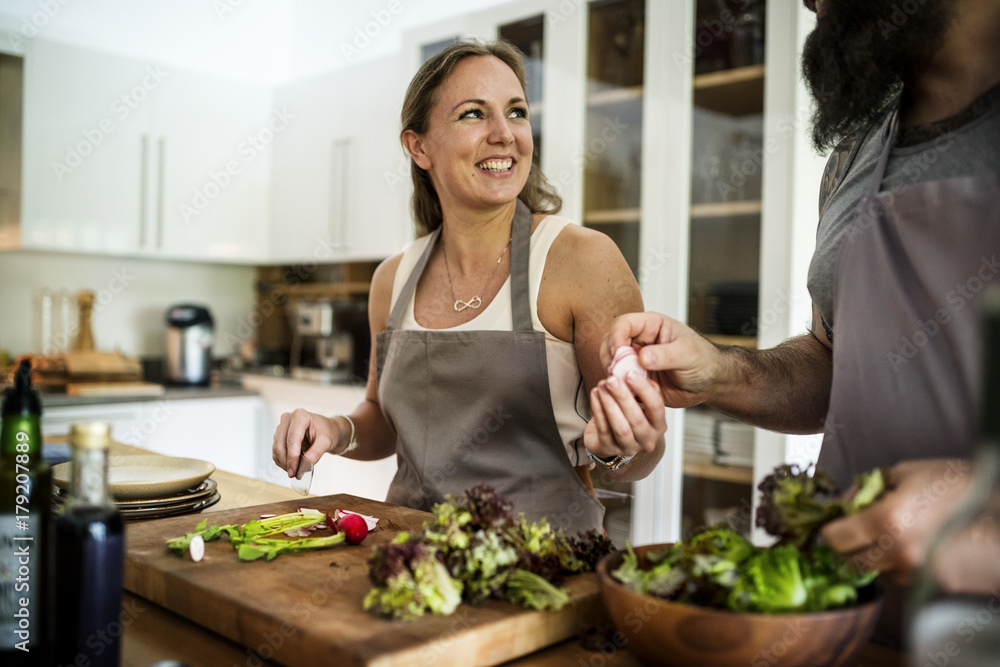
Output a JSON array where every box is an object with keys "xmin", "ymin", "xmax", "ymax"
[
  {"xmin": 139, "ymin": 134, "xmax": 149, "ymax": 248},
  {"xmin": 330, "ymin": 138, "xmax": 351, "ymax": 249},
  {"xmin": 156, "ymin": 137, "xmax": 165, "ymax": 249}
]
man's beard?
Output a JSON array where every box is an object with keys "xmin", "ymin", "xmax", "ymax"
[{"xmin": 801, "ymin": 0, "xmax": 955, "ymax": 152}]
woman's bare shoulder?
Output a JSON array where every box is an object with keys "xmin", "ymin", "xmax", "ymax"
[{"xmin": 368, "ymin": 253, "xmax": 405, "ymax": 331}]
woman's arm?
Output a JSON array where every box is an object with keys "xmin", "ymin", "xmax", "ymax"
[{"xmin": 537, "ymin": 223, "xmax": 666, "ymax": 483}]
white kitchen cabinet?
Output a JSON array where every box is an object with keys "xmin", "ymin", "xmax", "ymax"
[
  {"xmin": 269, "ymin": 56, "xmax": 410, "ymax": 264},
  {"xmin": 42, "ymin": 395, "xmax": 268, "ymax": 479},
  {"xmin": 19, "ymin": 38, "xmax": 272, "ymax": 262},
  {"xmin": 240, "ymin": 374, "xmax": 398, "ymax": 502},
  {"xmin": 150, "ymin": 69, "xmax": 272, "ymax": 262},
  {"xmin": 20, "ymin": 39, "xmax": 153, "ymax": 254}
]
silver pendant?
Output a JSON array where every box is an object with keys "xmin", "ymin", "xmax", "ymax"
[{"xmin": 453, "ymin": 296, "xmax": 482, "ymax": 311}]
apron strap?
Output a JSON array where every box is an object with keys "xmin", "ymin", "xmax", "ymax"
[
  {"xmin": 510, "ymin": 198, "xmax": 534, "ymax": 333},
  {"xmin": 385, "ymin": 228, "xmax": 440, "ymax": 331}
]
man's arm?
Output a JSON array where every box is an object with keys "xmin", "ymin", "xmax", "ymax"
[
  {"xmin": 708, "ymin": 308, "xmax": 832, "ymax": 434},
  {"xmin": 603, "ymin": 303, "xmax": 833, "ymax": 435}
]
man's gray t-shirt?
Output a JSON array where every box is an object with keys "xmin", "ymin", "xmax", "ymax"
[{"xmin": 807, "ymin": 85, "xmax": 1000, "ymax": 333}]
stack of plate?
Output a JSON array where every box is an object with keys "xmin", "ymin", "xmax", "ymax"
[
  {"xmin": 715, "ymin": 420, "xmax": 755, "ymax": 468},
  {"xmin": 52, "ymin": 455, "xmax": 220, "ymax": 520},
  {"xmin": 683, "ymin": 409, "xmax": 718, "ymax": 457}
]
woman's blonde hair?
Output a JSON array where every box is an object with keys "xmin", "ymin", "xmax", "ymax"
[{"xmin": 400, "ymin": 39, "xmax": 563, "ymax": 236}]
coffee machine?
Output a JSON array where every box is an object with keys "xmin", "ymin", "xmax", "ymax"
[{"xmin": 288, "ymin": 300, "xmax": 355, "ymax": 383}]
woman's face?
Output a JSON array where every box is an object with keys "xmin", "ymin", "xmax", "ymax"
[{"xmin": 411, "ymin": 55, "xmax": 533, "ymax": 214}]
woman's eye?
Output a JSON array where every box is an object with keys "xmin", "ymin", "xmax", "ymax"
[
  {"xmin": 459, "ymin": 108, "xmax": 483, "ymax": 119},
  {"xmin": 509, "ymin": 107, "xmax": 528, "ymax": 119}
]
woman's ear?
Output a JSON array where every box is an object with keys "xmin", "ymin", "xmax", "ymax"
[{"xmin": 402, "ymin": 129, "xmax": 432, "ymax": 170}]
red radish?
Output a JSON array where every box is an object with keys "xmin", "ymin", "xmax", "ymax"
[{"xmin": 337, "ymin": 512, "xmax": 369, "ymax": 545}]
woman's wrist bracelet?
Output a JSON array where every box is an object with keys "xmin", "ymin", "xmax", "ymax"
[{"xmin": 336, "ymin": 415, "xmax": 358, "ymax": 455}]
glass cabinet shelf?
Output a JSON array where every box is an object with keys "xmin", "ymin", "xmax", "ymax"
[
  {"xmin": 703, "ymin": 334, "xmax": 757, "ymax": 349},
  {"xmin": 587, "ymin": 85, "xmax": 643, "ymax": 107},
  {"xmin": 684, "ymin": 452, "xmax": 754, "ymax": 485},
  {"xmin": 690, "ymin": 200, "xmax": 762, "ymax": 219},
  {"xmin": 693, "ymin": 64, "xmax": 765, "ymax": 115},
  {"xmin": 584, "ymin": 208, "xmax": 640, "ymax": 225}
]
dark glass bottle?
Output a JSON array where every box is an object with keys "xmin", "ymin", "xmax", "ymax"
[
  {"xmin": 54, "ymin": 422, "xmax": 124, "ymax": 667},
  {"xmin": 908, "ymin": 286, "xmax": 1000, "ymax": 665},
  {"xmin": 0, "ymin": 360, "xmax": 52, "ymax": 666}
]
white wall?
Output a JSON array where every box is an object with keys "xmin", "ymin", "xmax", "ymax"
[{"xmin": 0, "ymin": 250, "xmax": 255, "ymax": 358}]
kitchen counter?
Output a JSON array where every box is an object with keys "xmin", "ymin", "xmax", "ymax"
[
  {"xmin": 112, "ymin": 442, "xmax": 907, "ymax": 667},
  {"xmin": 40, "ymin": 383, "xmax": 259, "ymax": 408}
]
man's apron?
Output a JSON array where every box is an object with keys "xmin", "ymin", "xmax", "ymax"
[
  {"xmin": 818, "ymin": 111, "xmax": 1000, "ymax": 645},
  {"xmin": 375, "ymin": 199, "xmax": 605, "ymax": 535}
]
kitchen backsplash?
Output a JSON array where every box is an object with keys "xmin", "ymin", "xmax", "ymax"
[{"xmin": 0, "ymin": 249, "xmax": 255, "ymax": 359}]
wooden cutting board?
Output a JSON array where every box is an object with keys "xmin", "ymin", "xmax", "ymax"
[{"xmin": 123, "ymin": 494, "xmax": 605, "ymax": 667}]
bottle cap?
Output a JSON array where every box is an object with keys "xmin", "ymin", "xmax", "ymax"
[
  {"xmin": 2, "ymin": 359, "xmax": 42, "ymax": 417},
  {"xmin": 68, "ymin": 422, "xmax": 112, "ymax": 450}
]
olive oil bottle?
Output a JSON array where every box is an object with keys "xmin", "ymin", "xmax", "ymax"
[
  {"xmin": 0, "ymin": 360, "xmax": 52, "ymax": 666},
  {"xmin": 54, "ymin": 422, "xmax": 124, "ymax": 667}
]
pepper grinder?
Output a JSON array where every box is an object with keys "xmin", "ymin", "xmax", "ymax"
[{"xmin": 74, "ymin": 290, "xmax": 95, "ymax": 352}]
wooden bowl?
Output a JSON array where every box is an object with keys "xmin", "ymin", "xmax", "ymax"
[{"xmin": 596, "ymin": 544, "xmax": 883, "ymax": 667}]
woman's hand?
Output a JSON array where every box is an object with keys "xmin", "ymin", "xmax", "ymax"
[
  {"xmin": 583, "ymin": 369, "xmax": 667, "ymax": 461},
  {"xmin": 272, "ymin": 409, "xmax": 347, "ymax": 478}
]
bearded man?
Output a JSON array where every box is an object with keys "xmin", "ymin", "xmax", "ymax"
[{"xmin": 605, "ymin": 0, "xmax": 1000, "ymax": 647}]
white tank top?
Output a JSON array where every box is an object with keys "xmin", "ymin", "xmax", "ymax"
[{"xmin": 389, "ymin": 215, "xmax": 591, "ymax": 466}]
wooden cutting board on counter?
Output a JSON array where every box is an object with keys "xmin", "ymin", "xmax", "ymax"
[{"xmin": 123, "ymin": 494, "xmax": 605, "ymax": 667}]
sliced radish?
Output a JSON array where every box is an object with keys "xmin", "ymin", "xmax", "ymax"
[
  {"xmin": 335, "ymin": 509, "xmax": 379, "ymax": 531},
  {"xmin": 189, "ymin": 535, "xmax": 205, "ymax": 562}
]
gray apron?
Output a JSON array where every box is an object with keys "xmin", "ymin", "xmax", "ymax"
[
  {"xmin": 375, "ymin": 199, "xmax": 605, "ymax": 536},
  {"xmin": 817, "ymin": 111, "xmax": 1000, "ymax": 646}
]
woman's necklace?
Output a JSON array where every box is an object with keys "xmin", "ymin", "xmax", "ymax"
[{"xmin": 442, "ymin": 237, "xmax": 511, "ymax": 312}]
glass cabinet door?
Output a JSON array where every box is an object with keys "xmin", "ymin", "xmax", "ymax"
[
  {"xmin": 582, "ymin": 0, "xmax": 645, "ymax": 277},
  {"xmin": 498, "ymin": 15, "xmax": 545, "ymax": 168},
  {"xmin": 581, "ymin": 0, "xmax": 646, "ymax": 548},
  {"xmin": 682, "ymin": 0, "xmax": 766, "ymax": 539}
]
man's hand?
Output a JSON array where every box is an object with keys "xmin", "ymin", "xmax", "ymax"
[
  {"xmin": 601, "ymin": 312, "xmax": 724, "ymax": 409},
  {"xmin": 821, "ymin": 458, "xmax": 974, "ymax": 586}
]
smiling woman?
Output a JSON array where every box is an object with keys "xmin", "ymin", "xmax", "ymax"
[{"xmin": 272, "ymin": 39, "xmax": 668, "ymax": 537}]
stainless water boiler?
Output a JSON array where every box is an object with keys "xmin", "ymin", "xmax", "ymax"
[{"xmin": 165, "ymin": 304, "xmax": 214, "ymax": 386}]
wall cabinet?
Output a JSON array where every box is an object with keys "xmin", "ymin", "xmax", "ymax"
[
  {"xmin": 269, "ymin": 57, "xmax": 410, "ymax": 264},
  {"xmin": 19, "ymin": 39, "xmax": 271, "ymax": 262}
]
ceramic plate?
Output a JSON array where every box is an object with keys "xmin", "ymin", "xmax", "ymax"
[{"xmin": 52, "ymin": 455, "xmax": 216, "ymax": 500}]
